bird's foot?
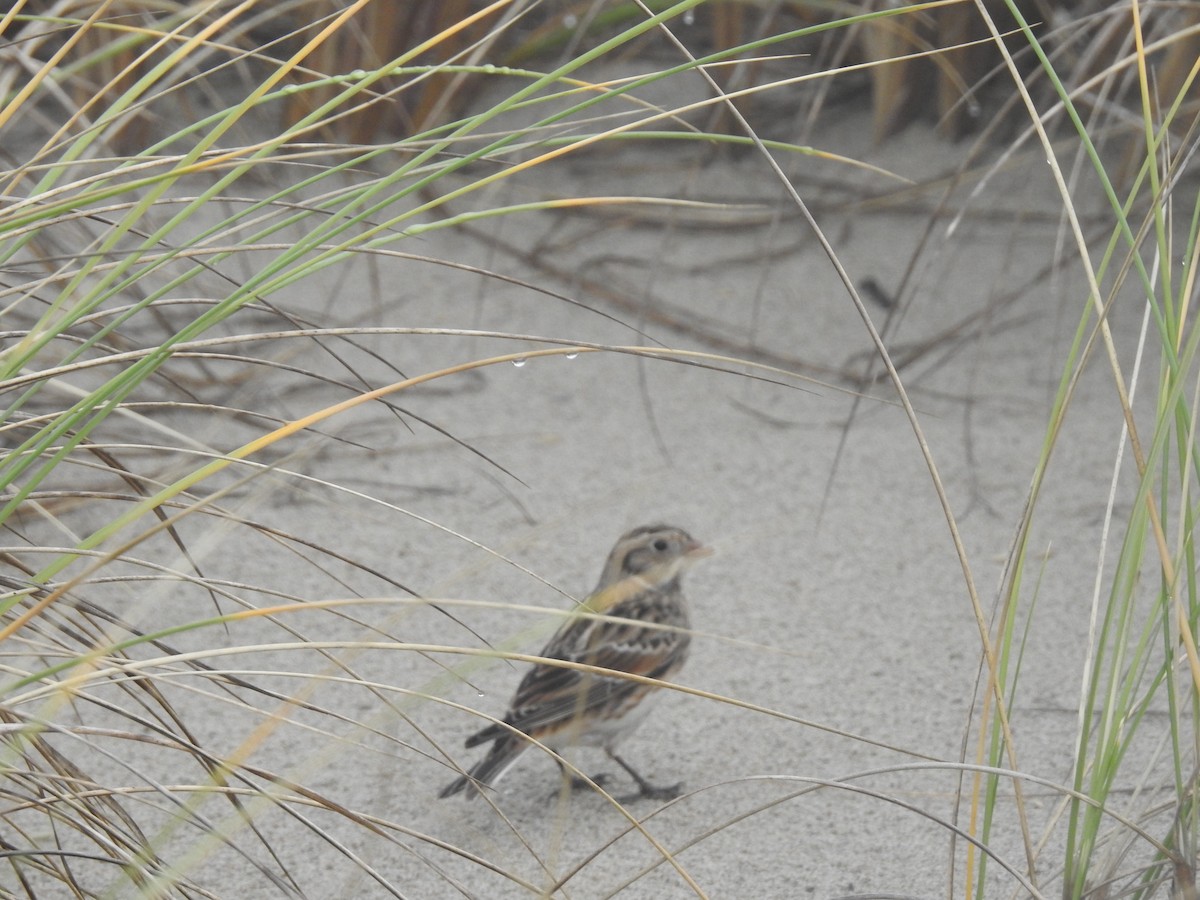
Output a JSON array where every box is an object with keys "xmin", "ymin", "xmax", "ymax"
[
  {"xmin": 605, "ymin": 752, "xmax": 683, "ymax": 803},
  {"xmin": 572, "ymin": 772, "xmax": 612, "ymax": 792},
  {"xmin": 617, "ymin": 780, "xmax": 683, "ymax": 803},
  {"xmin": 548, "ymin": 771, "xmax": 612, "ymax": 801}
]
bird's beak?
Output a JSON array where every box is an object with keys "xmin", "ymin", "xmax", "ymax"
[{"xmin": 685, "ymin": 540, "xmax": 713, "ymax": 560}]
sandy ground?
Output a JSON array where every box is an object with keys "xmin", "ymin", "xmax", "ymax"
[{"xmin": 15, "ymin": 60, "xmax": 1177, "ymax": 899}]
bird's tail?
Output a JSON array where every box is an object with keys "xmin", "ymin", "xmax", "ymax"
[{"xmin": 438, "ymin": 736, "xmax": 526, "ymax": 799}]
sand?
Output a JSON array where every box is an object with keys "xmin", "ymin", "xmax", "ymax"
[{"xmin": 13, "ymin": 58, "xmax": 1176, "ymax": 899}]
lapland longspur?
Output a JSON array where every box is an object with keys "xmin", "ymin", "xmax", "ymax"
[{"xmin": 439, "ymin": 524, "xmax": 709, "ymax": 801}]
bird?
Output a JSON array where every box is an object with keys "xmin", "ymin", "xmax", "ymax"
[{"xmin": 439, "ymin": 524, "xmax": 709, "ymax": 802}]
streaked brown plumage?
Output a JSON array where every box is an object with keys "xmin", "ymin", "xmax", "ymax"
[{"xmin": 439, "ymin": 524, "xmax": 709, "ymax": 801}]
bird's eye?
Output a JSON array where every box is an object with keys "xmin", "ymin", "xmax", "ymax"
[{"xmin": 652, "ymin": 538, "xmax": 670, "ymax": 552}]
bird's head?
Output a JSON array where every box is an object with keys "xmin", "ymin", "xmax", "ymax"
[{"xmin": 594, "ymin": 524, "xmax": 710, "ymax": 595}]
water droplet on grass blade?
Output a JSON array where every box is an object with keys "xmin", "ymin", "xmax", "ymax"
[
  {"xmin": 513, "ymin": 358, "xmax": 527, "ymax": 367},
  {"xmin": 565, "ymin": 353, "xmax": 578, "ymax": 360}
]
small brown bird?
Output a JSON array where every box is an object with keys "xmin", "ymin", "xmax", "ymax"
[{"xmin": 439, "ymin": 524, "xmax": 709, "ymax": 801}]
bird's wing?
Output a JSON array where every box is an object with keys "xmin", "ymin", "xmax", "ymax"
[{"xmin": 499, "ymin": 595, "xmax": 690, "ymax": 736}]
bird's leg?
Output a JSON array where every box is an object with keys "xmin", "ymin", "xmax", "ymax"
[
  {"xmin": 555, "ymin": 759, "xmax": 611, "ymax": 793},
  {"xmin": 607, "ymin": 751, "xmax": 683, "ymax": 801}
]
